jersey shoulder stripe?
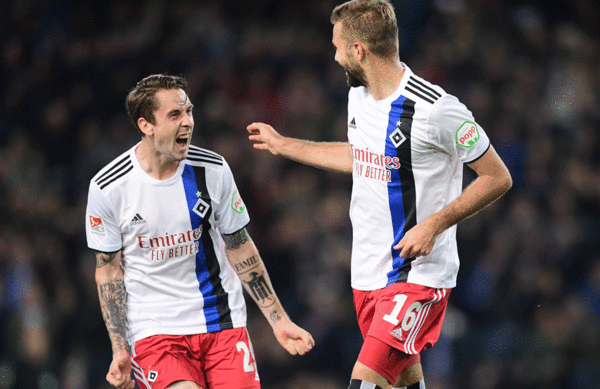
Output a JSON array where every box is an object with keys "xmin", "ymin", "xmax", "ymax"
[
  {"xmin": 189, "ymin": 145, "xmax": 222, "ymax": 159},
  {"xmin": 94, "ymin": 152, "xmax": 134, "ymax": 190},
  {"xmin": 186, "ymin": 146, "xmax": 224, "ymax": 166},
  {"xmin": 404, "ymin": 75, "xmax": 444, "ymax": 105}
]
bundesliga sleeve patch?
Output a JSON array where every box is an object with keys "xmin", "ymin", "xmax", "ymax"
[
  {"xmin": 89, "ymin": 215, "xmax": 106, "ymax": 235},
  {"xmin": 455, "ymin": 121, "xmax": 480, "ymax": 148},
  {"xmin": 231, "ymin": 190, "xmax": 246, "ymax": 214}
]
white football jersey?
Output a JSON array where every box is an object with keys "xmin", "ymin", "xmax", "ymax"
[
  {"xmin": 348, "ymin": 64, "xmax": 490, "ymax": 291},
  {"xmin": 86, "ymin": 144, "xmax": 250, "ymax": 345}
]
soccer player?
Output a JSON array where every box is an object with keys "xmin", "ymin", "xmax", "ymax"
[
  {"xmin": 247, "ymin": 1, "xmax": 512, "ymax": 388},
  {"xmin": 86, "ymin": 74, "xmax": 314, "ymax": 389}
]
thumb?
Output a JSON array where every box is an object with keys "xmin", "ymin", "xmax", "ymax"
[{"xmin": 393, "ymin": 238, "xmax": 404, "ymax": 251}]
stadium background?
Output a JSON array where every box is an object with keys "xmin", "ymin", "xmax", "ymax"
[{"xmin": 1, "ymin": 0, "xmax": 599, "ymax": 388}]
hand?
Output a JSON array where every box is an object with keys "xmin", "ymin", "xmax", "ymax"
[
  {"xmin": 272, "ymin": 319, "xmax": 315, "ymax": 356},
  {"xmin": 247, "ymin": 122, "xmax": 283, "ymax": 155},
  {"xmin": 106, "ymin": 350, "xmax": 135, "ymax": 389},
  {"xmin": 393, "ymin": 218, "xmax": 441, "ymax": 258}
]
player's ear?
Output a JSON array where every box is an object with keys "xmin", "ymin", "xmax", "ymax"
[
  {"xmin": 138, "ymin": 117, "xmax": 153, "ymax": 136},
  {"xmin": 352, "ymin": 41, "xmax": 366, "ymax": 61}
]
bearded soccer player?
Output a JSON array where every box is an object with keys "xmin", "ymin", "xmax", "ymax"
[
  {"xmin": 86, "ymin": 74, "xmax": 314, "ymax": 389},
  {"xmin": 247, "ymin": 1, "xmax": 512, "ymax": 388}
]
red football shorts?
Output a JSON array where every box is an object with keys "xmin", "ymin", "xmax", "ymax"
[
  {"xmin": 353, "ymin": 283, "xmax": 451, "ymax": 383},
  {"xmin": 130, "ymin": 327, "xmax": 261, "ymax": 389}
]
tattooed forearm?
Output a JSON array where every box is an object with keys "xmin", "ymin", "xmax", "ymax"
[
  {"xmin": 241, "ymin": 270, "xmax": 276, "ymax": 308},
  {"xmin": 98, "ymin": 280, "xmax": 130, "ymax": 352},
  {"xmin": 222, "ymin": 228, "xmax": 249, "ymax": 250},
  {"xmin": 96, "ymin": 251, "xmax": 119, "ymax": 268},
  {"xmin": 270, "ymin": 309, "xmax": 282, "ymax": 324},
  {"xmin": 233, "ymin": 255, "xmax": 259, "ymax": 274}
]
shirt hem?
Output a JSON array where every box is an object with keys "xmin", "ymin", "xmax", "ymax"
[{"xmin": 129, "ymin": 320, "xmax": 248, "ymax": 345}]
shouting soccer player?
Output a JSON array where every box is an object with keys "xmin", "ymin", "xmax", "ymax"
[{"xmin": 86, "ymin": 74, "xmax": 314, "ymax": 389}]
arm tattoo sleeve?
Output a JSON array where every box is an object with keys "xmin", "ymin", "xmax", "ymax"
[
  {"xmin": 96, "ymin": 251, "xmax": 119, "ymax": 268},
  {"xmin": 222, "ymin": 228, "xmax": 249, "ymax": 250},
  {"xmin": 98, "ymin": 280, "xmax": 130, "ymax": 352}
]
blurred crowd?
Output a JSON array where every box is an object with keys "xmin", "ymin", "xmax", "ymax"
[{"xmin": 1, "ymin": 0, "xmax": 599, "ymax": 388}]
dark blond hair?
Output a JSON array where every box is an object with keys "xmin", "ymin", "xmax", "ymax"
[
  {"xmin": 125, "ymin": 74, "xmax": 189, "ymax": 136},
  {"xmin": 331, "ymin": 0, "xmax": 399, "ymax": 59}
]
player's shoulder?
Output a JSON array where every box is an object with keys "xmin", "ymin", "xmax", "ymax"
[
  {"xmin": 184, "ymin": 145, "xmax": 225, "ymax": 169},
  {"xmin": 402, "ymin": 67, "xmax": 448, "ymax": 108},
  {"xmin": 91, "ymin": 147, "xmax": 135, "ymax": 191}
]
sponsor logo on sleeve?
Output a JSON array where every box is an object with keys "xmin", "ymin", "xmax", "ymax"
[
  {"xmin": 455, "ymin": 121, "xmax": 480, "ymax": 148},
  {"xmin": 231, "ymin": 190, "xmax": 246, "ymax": 214},
  {"xmin": 89, "ymin": 215, "xmax": 106, "ymax": 235}
]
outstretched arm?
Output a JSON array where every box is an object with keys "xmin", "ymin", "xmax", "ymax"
[
  {"xmin": 394, "ymin": 145, "xmax": 512, "ymax": 257},
  {"xmin": 247, "ymin": 122, "xmax": 353, "ymax": 173},
  {"xmin": 222, "ymin": 228, "xmax": 315, "ymax": 355},
  {"xmin": 95, "ymin": 250, "xmax": 134, "ymax": 389}
]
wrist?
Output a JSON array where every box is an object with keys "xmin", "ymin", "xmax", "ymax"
[
  {"xmin": 427, "ymin": 213, "xmax": 447, "ymax": 236},
  {"xmin": 268, "ymin": 308, "xmax": 290, "ymax": 326},
  {"xmin": 113, "ymin": 348, "xmax": 131, "ymax": 356}
]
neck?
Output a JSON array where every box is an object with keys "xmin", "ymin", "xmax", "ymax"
[
  {"xmin": 365, "ymin": 58, "xmax": 404, "ymax": 101},
  {"xmin": 135, "ymin": 139, "xmax": 180, "ymax": 180}
]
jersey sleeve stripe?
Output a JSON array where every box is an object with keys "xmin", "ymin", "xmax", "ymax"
[
  {"xmin": 407, "ymin": 79, "xmax": 440, "ymax": 102},
  {"xmin": 409, "ymin": 76, "xmax": 442, "ymax": 98},
  {"xmin": 95, "ymin": 155, "xmax": 131, "ymax": 183},
  {"xmin": 99, "ymin": 164, "xmax": 134, "ymax": 189}
]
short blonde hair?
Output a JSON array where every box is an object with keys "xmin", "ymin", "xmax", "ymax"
[{"xmin": 331, "ymin": 0, "xmax": 399, "ymax": 59}]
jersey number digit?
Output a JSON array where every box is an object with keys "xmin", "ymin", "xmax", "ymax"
[
  {"xmin": 383, "ymin": 294, "xmax": 407, "ymax": 325},
  {"xmin": 383, "ymin": 294, "xmax": 423, "ymax": 331},
  {"xmin": 236, "ymin": 341, "xmax": 255, "ymax": 372},
  {"xmin": 401, "ymin": 301, "xmax": 423, "ymax": 331}
]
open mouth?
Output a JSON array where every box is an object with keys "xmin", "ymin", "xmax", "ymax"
[{"xmin": 176, "ymin": 133, "xmax": 190, "ymax": 150}]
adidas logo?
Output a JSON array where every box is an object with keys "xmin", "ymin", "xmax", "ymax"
[
  {"xmin": 349, "ymin": 117, "xmax": 357, "ymax": 129},
  {"xmin": 390, "ymin": 328, "xmax": 403, "ymax": 341},
  {"xmin": 130, "ymin": 213, "xmax": 146, "ymax": 225}
]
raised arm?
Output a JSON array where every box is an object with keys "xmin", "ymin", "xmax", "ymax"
[
  {"xmin": 95, "ymin": 250, "xmax": 134, "ymax": 389},
  {"xmin": 394, "ymin": 145, "xmax": 512, "ymax": 257},
  {"xmin": 222, "ymin": 228, "xmax": 315, "ymax": 356},
  {"xmin": 247, "ymin": 122, "xmax": 353, "ymax": 173}
]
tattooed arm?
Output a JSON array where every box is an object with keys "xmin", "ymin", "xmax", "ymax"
[
  {"xmin": 95, "ymin": 250, "xmax": 134, "ymax": 389},
  {"xmin": 222, "ymin": 228, "xmax": 315, "ymax": 355}
]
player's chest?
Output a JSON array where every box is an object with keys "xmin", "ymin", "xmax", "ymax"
[{"xmin": 114, "ymin": 180, "xmax": 213, "ymax": 237}]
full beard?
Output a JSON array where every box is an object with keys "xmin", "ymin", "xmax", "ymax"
[{"xmin": 344, "ymin": 63, "xmax": 368, "ymax": 88}]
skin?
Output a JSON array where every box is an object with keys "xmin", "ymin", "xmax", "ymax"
[
  {"xmin": 247, "ymin": 21, "xmax": 512, "ymax": 389},
  {"xmin": 95, "ymin": 250, "xmax": 135, "ymax": 389},
  {"xmin": 222, "ymin": 228, "xmax": 315, "ymax": 356},
  {"xmin": 136, "ymin": 88, "xmax": 194, "ymax": 180}
]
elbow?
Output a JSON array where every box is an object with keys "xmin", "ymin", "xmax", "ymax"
[
  {"xmin": 500, "ymin": 171, "xmax": 513, "ymax": 194},
  {"xmin": 95, "ymin": 266, "xmax": 121, "ymax": 286}
]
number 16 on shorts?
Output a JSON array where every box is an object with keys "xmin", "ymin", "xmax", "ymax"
[{"xmin": 372, "ymin": 283, "xmax": 451, "ymax": 355}]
